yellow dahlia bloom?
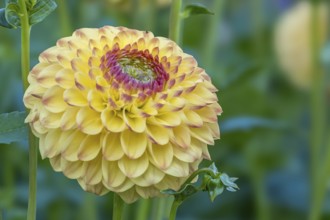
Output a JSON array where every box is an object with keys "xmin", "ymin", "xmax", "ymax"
[
  {"xmin": 274, "ymin": 1, "xmax": 328, "ymax": 89},
  {"xmin": 24, "ymin": 26, "xmax": 221, "ymax": 203}
]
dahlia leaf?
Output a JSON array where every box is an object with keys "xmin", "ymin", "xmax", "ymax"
[
  {"xmin": 0, "ymin": 8, "xmax": 13, "ymax": 28},
  {"xmin": 181, "ymin": 4, "xmax": 214, "ymax": 19},
  {"xmin": 28, "ymin": 0, "xmax": 57, "ymax": 26},
  {"xmin": 0, "ymin": 111, "xmax": 28, "ymax": 144},
  {"xmin": 4, "ymin": 1, "xmax": 21, "ymax": 28}
]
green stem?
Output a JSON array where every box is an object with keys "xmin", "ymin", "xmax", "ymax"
[
  {"xmin": 168, "ymin": 200, "xmax": 181, "ymax": 220},
  {"xmin": 113, "ymin": 194, "xmax": 125, "ymax": 220},
  {"xmin": 57, "ymin": 0, "xmax": 72, "ymax": 36},
  {"xmin": 136, "ymin": 199, "xmax": 150, "ymax": 220},
  {"xmin": 153, "ymin": 198, "xmax": 166, "ymax": 220},
  {"xmin": 252, "ymin": 170, "xmax": 269, "ymax": 220},
  {"xmin": 169, "ymin": 0, "xmax": 182, "ymax": 44},
  {"xmin": 309, "ymin": 2, "xmax": 326, "ymax": 220},
  {"xmin": 202, "ymin": 0, "xmax": 224, "ymax": 68},
  {"xmin": 17, "ymin": 1, "xmax": 38, "ymax": 220}
]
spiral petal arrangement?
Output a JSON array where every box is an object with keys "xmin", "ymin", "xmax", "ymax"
[{"xmin": 24, "ymin": 26, "xmax": 222, "ymax": 203}]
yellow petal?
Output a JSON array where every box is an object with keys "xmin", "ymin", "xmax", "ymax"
[
  {"xmin": 87, "ymin": 89, "xmax": 107, "ymax": 112},
  {"xmin": 41, "ymin": 129, "xmax": 62, "ymax": 158},
  {"xmin": 120, "ymin": 129, "xmax": 147, "ymax": 159},
  {"xmin": 74, "ymin": 71, "xmax": 94, "ymax": 90},
  {"xmin": 118, "ymin": 187, "xmax": 139, "ymax": 204},
  {"xmin": 182, "ymin": 110, "xmax": 203, "ymax": 127},
  {"xmin": 55, "ymin": 68, "xmax": 75, "ymax": 89},
  {"xmin": 76, "ymin": 107, "xmax": 103, "ymax": 135},
  {"xmin": 136, "ymin": 186, "xmax": 160, "ymax": 199},
  {"xmin": 131, "ymin": 164, "xmax": 165, "ymax": 187},
  {"xmin": 190, "ymin": 125, "xmax": 214, "ymax": 145},
  {"xmin": 60, "ymin": 107, "xmax": 79, "ymax": 130},
  {"xmin": 102, "ymin": 160, "xmax": 126, "ymax": 188},
  {"xmin": 148, "ymin": 112, "xmax": 181, "ymax": 127},
  {"xmin": 154, "ymin": 175, "xmax": 184, "ymax": 191},
  {"xmin": 78, "ymin": 135, "xmax": 101, "ymax": 161},
  {"xmin": 61, "ymin": 159, "xmax": 86, "ymax": 179},
  {"xmin": 64, "ymin": 88, "xmax": 88, "ymax": 107},
  {"xmin": 78, "ymin": 180, "xmax": 109, "ymax": 196},
  {"xmin": 49, "ymin": 155, "xmax": 62, "ymax": 171},
  {"xmin": 195, "ymin": 106, "xmax": 218, "ymax": 123},
  {"xmin": 102, "ymin": 132, "xmax": 124, "ymax": 161},
  {"xmin": 71, "ymin": 57, "xmax": 89, "ymax": 73},
  {"xmin": 36, "ymin": 64, "xmax": 62, "ymax": 88},
  {"xmin": 148, "ymin": 142, "xmax": 173, "ymax": 170},
  {"xmin": 101, "ymin": 109, "xmax": 126, "ymax": 132},
  {"xmin": 39, "ymin": 109, "xmax": 62, "ymax": 128},
  {"xmin": 163, "ymin": 158, "xmax": 189, "ymax": 177},
  {"xmin": 170, "ymin": 125, "xmax": 191, "ymax": 149},
  {"xmin": 108, "ymin": 178, "xmax": 134, "ymax": 193},
  {"xmin": 207, "ymin": 122, "xmax": 220, "ymax": 139},
  {"xmin": 118, "ymin": 154, "xmax": 149, "ymax": 178},
  {"xmin": 146, "ymin": 124, "xmax": 170, "ymax": 145},
  {"xmin": 61, "ymin": 131, "xmax": 86, "ymax": 161},
  {"xmin": 83, "ymin": 155, "xmax": 102, "ymax": 185},
  {"xmin": 123, "ymin": 110, "xmax": 146, "ymax": 133},
  {"xmin": 173, "ymin": 138, "xmax": 203, "ymax": 163},
  {"xmin": 42, "ymin": 86, "xmax": 67, "ymax": 113}
]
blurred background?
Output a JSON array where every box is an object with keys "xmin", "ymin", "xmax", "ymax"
[{"xmin": 0, "ymin": 0, "xmax": 330, "ymax": 219}]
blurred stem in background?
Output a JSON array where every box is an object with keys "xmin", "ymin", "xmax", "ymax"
[
  {"xmin": 57, "ymin": 0, "xmax": 72, "ymax": 36},
  {"xmin": 251, "ymin": 0, "xmax": 265, "ymax": 61},
  {"xmin": 309, "ymin": 1, "xmax": 327, "ymax": 220},
  {"xmin": 80, "ymin": 194, "xmax": 97, "ymax": 220},
  {"xmin": 169, "ymin": 0, "xmax": 182, "ymax": 44},
  {"xmin": 17, "ymin": 0, "xmax": 38, "ymax": 220},
  {"xmin": 113, "ymin": 193, "xmax": 124, "ymax": 220},
  {"xmin": 133, "ymin": 0, "xmax": 155, "ymax": 31},
  {"xmin": 249, "ymin": 1, "xmax": 270, "ymax": 220},
  {"xmin": 202, "ymin": 0, "xmax": 224, "ymax": 70},
  {"xmin": 136, "ymin": 199, "xmax": 151, "ymax": 220}
]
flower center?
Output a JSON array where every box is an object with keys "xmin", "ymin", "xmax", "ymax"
[
  {"xmin": 100, "ymin": 46, "xmax": 169, "ymax": 96},
  {"xmin": 117, "ymin": 56, "xmax": 156, "ymax": 83}
]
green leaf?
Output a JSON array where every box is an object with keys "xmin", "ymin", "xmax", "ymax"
[
  {"xmin": 181, "ymin": 4, "xmax": 214, "ymax": 19},
  {"xmin": 0, "ymin": 111, "xmax": 28, "ymax": 144},
  {"xmin": 0, "ymin": 0, "xmax": 57, "ymax": 29},
  {"xmin": 0, "ymin": 8, "xmax": 13, "ymax": 28},
  {"xmin": 28, "ymin": 0, "xmax": 57, "ymax": 26},
  {"xmin": 5, "ymin": 1, "xmax": 21, "ymax": 28}
]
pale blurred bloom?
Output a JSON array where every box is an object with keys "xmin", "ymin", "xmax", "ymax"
[
  {"xmin": 24, "ymin": 26, "xmax": 221, "ymax": 203},
  {"xmin": 274, "ymin": 1, "xmax": 328, "ymax": 89}
]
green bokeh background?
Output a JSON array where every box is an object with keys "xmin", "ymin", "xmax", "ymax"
[{"xmin": 0, "ymin": 0, "xmax": 329, "ymax": 219}]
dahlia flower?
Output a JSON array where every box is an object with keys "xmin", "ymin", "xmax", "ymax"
[
  {"xmin": 274, "ymin": 1, "xmax": 328, "ymax": 89},
  {"xmin": 24, "ymin": 26, "xmax": 221, "ymax": 203}
]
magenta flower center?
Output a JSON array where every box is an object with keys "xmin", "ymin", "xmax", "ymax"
[{"xmin": 100, "ymin": 47, "xmax": 169, "ymax": 95}]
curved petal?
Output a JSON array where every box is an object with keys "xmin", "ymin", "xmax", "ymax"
[
  {"xmin": 101, "ymin": 109, "xmax": 126, "ymax": 132},
  {"xmin": 170, "ymin": 125, "xmax": 191, "ymax": 149},
  {"xmin": 102, "ymin": 132, "xmax": 124, "ymax": 161},
  {"xmin": 148, "ymin": 142, "xmax": 173, "ymax": 170},
  {"xmin": 118, "ymin": 154, "xmax": 149, "ymax": 178},
  {"xmin": 120, "ymin": 129, "xmax": 147, "ymax": 159},
  {"xmin": 102, "ymin": 160, "xmax": 126, "ymax": 188},
  {"xmin": 78, "ymin": 135, "xmax": 101, "ymax": 161},
  {"xmin": 146, "ymin": 124, "xmax": 170, "ymax": 145},
  {"xmin": 163, "ymin": 158, "xmax": 189, "ymax": 177},
  {"xmin": 76, "ymin": 107, "xmax": 103, "ymax": 135},
  {"xmin": 42, "ymin": 86, "xmax": 67, "ymax": 113},
  {"xmin": 131, "ymin": 164, "xmax": 165, "ymax": 187},
  {"xmin": 123, "ymin": 110, "xmax": 146, "ymax": 133}
]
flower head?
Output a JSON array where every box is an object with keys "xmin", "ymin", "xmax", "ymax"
[
  {"xmin": 274, "ymin": 1, "xmax": 328, "ymax": 89},
  {"xmin": 24, "ymin": 26, "xmax": 221, "ymax": 203}
]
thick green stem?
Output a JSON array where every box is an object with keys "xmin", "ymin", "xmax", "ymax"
[
  {"xmin": 169, "ymin": 0, "xmax": 182, "ymax": 44},
  {"xmin": 136, "ymin": 199, "xmax": 150, "ymax": 220},
  {"xmin": 18, "ymin": 1, "xmax": 38, "ymax": 220},
  {"xmin": 309, "ymin": 2, "xmax": 326, "ymax": 220},
  {"xmin": 168, "ymin": 200, "xmax": 181, "ymax": 220},
  {"xmin": 57, "ymin": 0, "xmax": 72, "ymax": 36},
  {"xmin": 113, "ymin": 194, "xmax": 125, "ymax": 220}
]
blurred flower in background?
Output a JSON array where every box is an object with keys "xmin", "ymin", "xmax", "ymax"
[
  {"xmin": 23, "ymin": 26, "xmax": 221, "ymax": 203},
  {"xmin": 274, "ymin": 1, "xmax": 328, "ymax": 89}
]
